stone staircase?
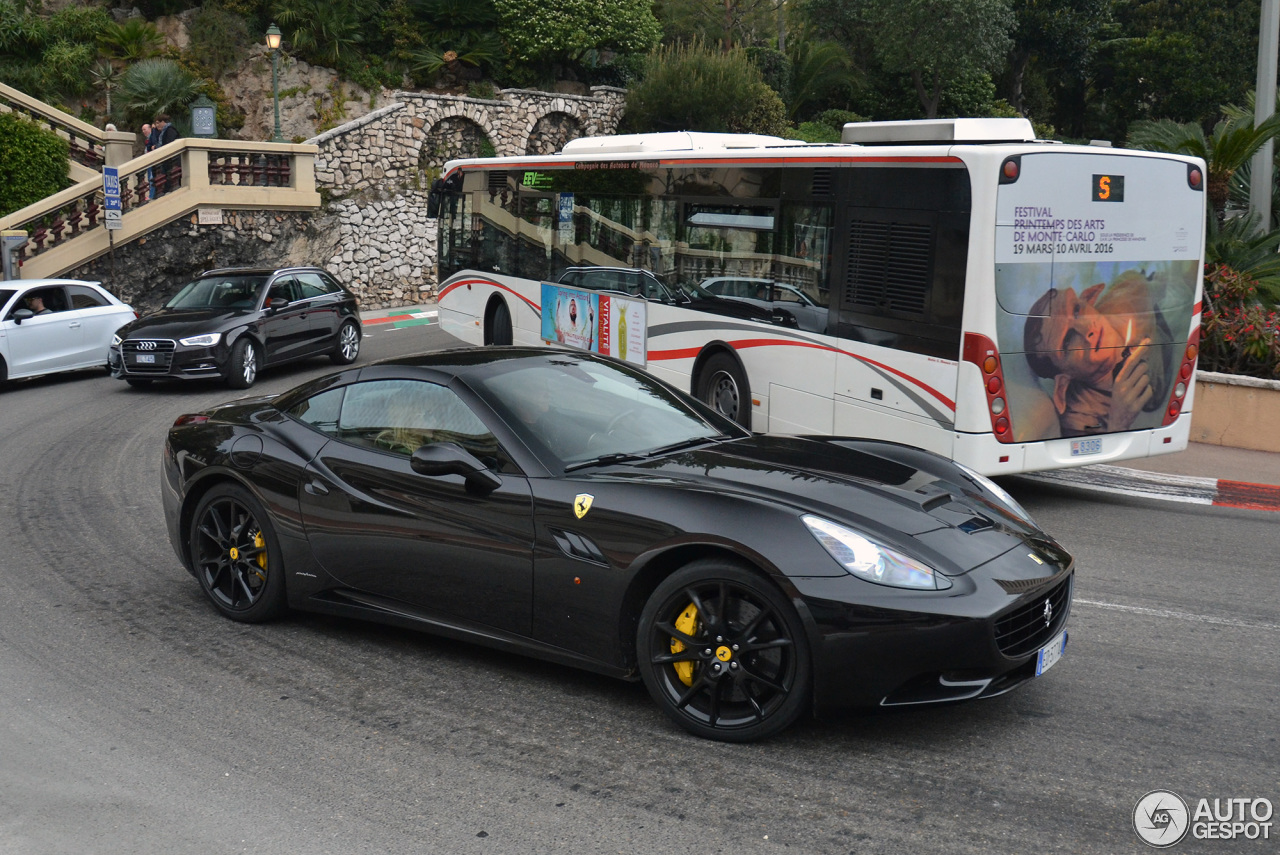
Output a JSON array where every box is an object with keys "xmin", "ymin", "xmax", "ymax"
[{"xmin": 0, "ymin": 82, "xmax": 321, "ymax": 280}]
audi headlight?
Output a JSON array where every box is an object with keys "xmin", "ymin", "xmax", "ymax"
[
  {"xmin": 110, "ymin": 333, "xmax": 122, "ymax": 347},
  {"xmin": 179, "ymin": 332, "xmax": 221, "ymax": 347},
  {"xmin": 953, "ymin": 461, "xmax": 1036, "ymax": 526},
  {"xmin": 802, "ymin": 515, "xmax": 950, "ymax": 590}
]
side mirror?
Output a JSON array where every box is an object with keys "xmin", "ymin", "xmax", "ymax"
[
  {"xmin": 770, "ymin": 308, "xmax": 798, "ymax": 328},
  {"xmin": 266, "ymin": 297, "xmax": 290, "ymax": 311},
  {"xmin": 11, "ymin": 307, "xmax": 33, "ymax": 325},
  {"xmin": 410, "ymin": 441, "xmax": 501, "ymax": 493}
]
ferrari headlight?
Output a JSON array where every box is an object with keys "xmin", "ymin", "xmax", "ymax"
[
  {"xmin": 179, "ymin": 332, "xmax": 221, "ymax": 347},
  {"xmin": 802, "ymin": 515, "xmax": 950, "ymax": 590},
  {"xmin": 953, "ymin": 461, "xmax": 1036, "ymax": 525},
  {"xmin": 110, "ymin": 333, "xmax": 122, "ymax": 347}
]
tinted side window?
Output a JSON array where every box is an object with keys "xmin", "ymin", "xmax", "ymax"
[
  {"xmin": 336, "ymin": 379, "xmax": 501, "ymax": 461},
  {"xmin": 297, "ymin": 272, "xmax": 337, "ymax": 299},
  {"xmin": 288, "ymin": 386, "xmax": 345, "ymax": 431},
  {"xmin": 68, "ymin": 285, "xmax": 110, "ymax": 308}
]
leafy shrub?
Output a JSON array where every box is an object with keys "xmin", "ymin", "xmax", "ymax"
[
  {"xmin": 745, "ymin": 47, "xmax": 791, "ymax": 102},
  {"xmin": 793, "ymin": 121, "xmax": 841, "ymax": 143},
  {"xmin": 47, "ymin": 4, "xmax": 112, "ymax": 45},
  {"xmin": 0, "ymin": 112, "xmax": 69, "ymax": 218},
  {"xmin": 1200, "ymin": 264, "xmax": 1280, "ymax": 379},
  {"xmin": 496, "ymin": 0, "xmax": 661, "ymax": 64},
  {"xmin": 100, "ymin": 17, "xmax": 165, "ymax": 62},
  {"xmin": 188, "ymin": 6, "xmax": 251, "ymax": 77},
  {"xmin": 624, "ymin": 42, "xmax": 790, "ymax": 137},
  {"xmin": 38, "ymin": 39, "xmax": 96, "ymax": 98}
]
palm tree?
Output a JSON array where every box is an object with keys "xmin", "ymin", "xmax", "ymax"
[
  {"xmin": 99, "ymin": 18, "xmax": 164, "ymax": 63},
  {"xmin": 89, "ymin": 61, "xmax": 120, "ymax": 119},
  {"xmin": 785, "ymin": 37, "xmax": 857, "ymax": 122},
  {"xmin": 117, "ymin": 58, "xmax": 202, "ymax": 128},
  {"xmin": 1127, "ymin": 112, "xmax": 1280, "ymax": 222}
]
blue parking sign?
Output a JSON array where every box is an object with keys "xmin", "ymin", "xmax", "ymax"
[{"xmin": 103, "ymin": 166, "xmax": 122, "ymax": 229}]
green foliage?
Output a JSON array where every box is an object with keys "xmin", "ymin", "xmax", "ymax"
[
  {"xmin": 1200, "ymin": 263, "xmax": 1280, "ymax": 379},
  {"xmin": 0, "ymin": 0, "xmax": 48, "ymax": 62},
  {"xmin": 0, "ymin": 112, "xmax": 69, "ymax": 218},
  {"xmin": 496, "ymin": 0, "xmax": 662, "ymax": 64},
  {"xmin": 117, "ymin": 58, "xmax": 203, "ymax": 127},
  {"xmin": 272, "ymin": 0, "xmax": 370, "ymax": 66},
  {"xmin": 793, "ymin": 121, "xmax": 840, "ymax": 143},
  {"xmin": 99, "ymin": 18, "xmax": 164, "ymax": 63},
  {"xmin": 745, "ymin": 47, "xmax": 790, "ymax": 101},
  {"xmin": 39, "ymin": 38, "xmax": 96, "ymax": 98},
  {"xmin": 47, "ymin": 4, "xmax": 112, "ymax": 46},
  {"xmin": 466, "ymin": 80, "xmax": 497, "ymax": 100},
  {"xmin": 785, "ymin": 37, "xmax": 856, "ymax": 121},
  {"xmin": 624, "ymin": 41, "xmax": 790, "ymax": 137},
  {"xmin": 188, "ymin": 6, "xmax": 252, "ymax": 77}
]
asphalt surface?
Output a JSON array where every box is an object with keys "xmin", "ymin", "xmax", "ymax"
[{"xmin": 1, "ymin": 319, "xmax": 1277, "ymax": 854}]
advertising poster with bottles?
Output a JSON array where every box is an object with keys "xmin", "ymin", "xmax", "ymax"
[
  {"xmin": 540, "ymin": 283, "xmax": 647, "ymax": 365},
  {"xmin": 993, "ymin": 152, "xmax": 1203, "ymax": 445}
]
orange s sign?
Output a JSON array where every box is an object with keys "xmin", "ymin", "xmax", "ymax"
[{"xmin": 1092, "ymin": 174, "xmax": 1124, "ymax": 202}]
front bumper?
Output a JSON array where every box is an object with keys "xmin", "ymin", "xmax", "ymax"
[
  {"xmin": 797, "ymin": 556, "xmax": 1074, "ymax": 715},
  {"xmin": 110, "ymin": 340, "xmax": 230, "ymax": 381}
]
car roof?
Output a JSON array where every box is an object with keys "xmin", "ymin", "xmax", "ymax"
[
  {"xmin": 197, "ymin": 266, "xmax": 326, "ymax": 277},
  {"xmin": 3, "ymin": 278, "xmax": 105, "ymax": 288}
]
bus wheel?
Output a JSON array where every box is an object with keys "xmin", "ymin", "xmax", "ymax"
[
  {"xmin": 698, "ymin": 352, "xmax": 750, "ymax": 426},
  {"xmin": 489, "ymin": 300, "xmax": 513, "ymax": 346}
]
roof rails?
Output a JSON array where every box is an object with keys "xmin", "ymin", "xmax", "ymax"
[{"xmin": 841, "ymin": 118, "xmax": 1035, "ymax": 145}]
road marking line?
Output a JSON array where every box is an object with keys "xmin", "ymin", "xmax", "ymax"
[{"xmin": 1075, "ymin": 598, "xmax": 1280, "ymax": 631}]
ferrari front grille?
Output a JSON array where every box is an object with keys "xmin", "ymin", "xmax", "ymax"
[{"xmin": 994, "ymin": 575, "xmax": 1071, "ymax": 657}]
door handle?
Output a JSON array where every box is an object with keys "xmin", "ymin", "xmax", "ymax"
[
  {"xmin": 304, "ymin": 480, "xmax": 330, "ymax": 496},
  {"xmin": 69, "ymin": 322, "xmax": 82, "ymax": 329}
]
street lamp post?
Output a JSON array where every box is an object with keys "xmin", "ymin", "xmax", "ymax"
[{"xmin": 265, "ymin": 23, "xmax": 285, "ymax": 143}]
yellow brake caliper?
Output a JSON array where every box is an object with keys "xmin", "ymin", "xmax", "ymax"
[
  {"xmin": 671, "ymin": 603, "xmax": 699, "ymax": 686},
  {"xmin": 253, "ymin": 530, "xmax": 267, "ymax": 578}
]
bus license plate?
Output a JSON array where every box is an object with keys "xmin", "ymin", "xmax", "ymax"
[
  {"xmin": 1036, "ymin": 630, "xmax": 1067, "ymax": 676},
  {"xmin": 1070, "ymin": 438, "xmax": 1102, "ymax": 456},
  {"xmin": 136, "ymin": 354, "xmax": 155, "ymax": 364}
]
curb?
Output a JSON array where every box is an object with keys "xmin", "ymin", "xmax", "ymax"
[
  {"xmin": 362, "ymin": 309, "xmax": 438, "ymax": 330},
  {"xmin": 1021, "ymin": 465, "xmax": 1280, "ymax": 512}
]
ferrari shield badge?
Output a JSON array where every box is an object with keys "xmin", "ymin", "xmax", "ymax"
[{"xmin": 574, "ymin": 493, "xmax": 594, "ymax": 519}]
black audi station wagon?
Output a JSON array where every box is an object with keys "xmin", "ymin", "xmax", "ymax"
[{"xmin": 109, "ymin": 266, "xmax": 362, "ymax": 389}]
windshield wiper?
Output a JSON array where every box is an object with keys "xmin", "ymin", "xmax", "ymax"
[
  {"xmin": 562, "ymin": 452, "xmax": 648, "ymax": 473},
  {"xmin": 643, "ymin": 435, "xmax": 734, "ymax": 458}
]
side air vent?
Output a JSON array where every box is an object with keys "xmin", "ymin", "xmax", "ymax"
[
  {"xmin": 843, "ymin": 218, "xmax": 934, "ymax": 315},
  {"xmin": 487, "ymin": 170, "xmax": 509, "ymax": 192},
  {"xmin": 811, "ymin": 168, "xmax": 833, "ymax": 196},
  {"xmin": 549, "ymin": 528, "xmax": 609, "ymax": 566}
]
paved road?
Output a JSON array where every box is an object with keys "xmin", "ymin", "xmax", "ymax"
[{"xmin": 2, "ymin": 323, "xmax": 1277, "ymax": 854}]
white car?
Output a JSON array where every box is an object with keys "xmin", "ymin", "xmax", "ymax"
[{"xmin": 0, "ymin": 279, "xmax": 136, "ymax": 385}]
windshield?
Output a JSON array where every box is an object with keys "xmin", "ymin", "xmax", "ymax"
[
  {"xmin": 166, "ymin": 275, "xmax": 268, "ymax": 310},
  {"xmin": 468, "ymin": 354, "xmax": 742, "ymax": 467}
]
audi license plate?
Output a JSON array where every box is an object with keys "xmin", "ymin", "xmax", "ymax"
[
  {"xmin": 1070, "ymin": 438, "xmax": 1102, "ymax": 456},
  {"xmin": 1035, "ymin": 630, "xmax": 1068, "ymax": 676},
  {"xmin": 136, "ymin": 353, "xmax": 155, "ymax": 364}
]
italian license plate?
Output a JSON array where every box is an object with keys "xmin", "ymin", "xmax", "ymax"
[
  {"xmin": 136, "ymin": 353, "xmax": 155, "ymax": 364},
  {"xmin": 1035, "ymin": 630, "xmax": 1067, "ymax": 676},
  {"xmin": 1070, "ymin": 438, "xmax": 1102, "ymax": 456}
]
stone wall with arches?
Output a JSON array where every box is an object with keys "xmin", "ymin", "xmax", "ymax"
[
  {"xmin": 309, "ymin": 87, "xmax": 627, "ymax": 192},
  {"xmin": 304, "ymin": 87, "xmax": 627, "ymax": 306}
]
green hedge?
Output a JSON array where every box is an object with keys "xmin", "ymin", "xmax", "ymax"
[{"xmin": 0, "ymin": 113, "xmax": 69, "ymax": 218}]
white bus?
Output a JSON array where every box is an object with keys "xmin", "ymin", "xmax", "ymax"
[{"xmin": 431, "ymin": 118, "xmax": 1206, "ymax": 475}]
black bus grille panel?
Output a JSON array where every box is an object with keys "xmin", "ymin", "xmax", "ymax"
[
  {"xmin": 843, "ymin": 219, "xmax": 934, "ymax": 315},
  {"xmin": 811, "ymin": 168, "xmax": 833, "ymax": 196},
  {"xmin": 122, "ymin": 339, "xmax": 176, "ymax": 373},
  {"xmin": 994, "ymin": 576, "xmax": 1071, "ymax": 657}
]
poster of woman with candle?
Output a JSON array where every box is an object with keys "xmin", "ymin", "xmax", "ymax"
[{"xmin": 995, "ymin": 259, "xmax": 1198, "ymax": 441}]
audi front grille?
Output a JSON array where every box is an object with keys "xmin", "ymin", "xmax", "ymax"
[{"xmin": 121, "ymin": 339, "xmax": 177, "ymax": 373}]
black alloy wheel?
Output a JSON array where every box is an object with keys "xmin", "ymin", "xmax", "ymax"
[
  {"xmin": 331, "ymin": 320, "xmax": 361, "ymax": 365},
  {"xmin": 226, "ymin": 337, "xmax": 259, "ymax": 389},
  {"xmin": 638, "ymin": 560, "xmax": 810, "ymax": 742},
  {"xmin": 189, "ymin": 483, "xmax": 286, "ymax": 622},
  {"xmin": 489, "ymin": 300, "xmax": 513, "ymax": 346},
  {"xmin": 697, "ymin": 352, "xmax": 750, "ymax": 427}
]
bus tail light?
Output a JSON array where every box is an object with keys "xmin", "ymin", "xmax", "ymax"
[
  {"xmin": 1162, "ymin": 327, "xmax": 1200, "ymax": 426},
  {"xmin": 963, "ymin": 333, "xmax": 1015, "ymax": 443}
]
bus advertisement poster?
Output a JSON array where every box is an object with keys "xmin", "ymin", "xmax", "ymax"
[
  {"xmin": 597, "ymin": 293, "xmax": 647, "ymax": 366},
  {"xmin": 541, "ymin": 283, "xmax": 598, "ymax": 352}
]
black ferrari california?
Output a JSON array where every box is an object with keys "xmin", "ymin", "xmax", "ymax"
[
  {"xmin": 110, "ymin": 266, "xmax": 362, "ymax": 389},
  {"xmin": 162, "ymin": 348, "xmax": 1073, "ymax": 741}
]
